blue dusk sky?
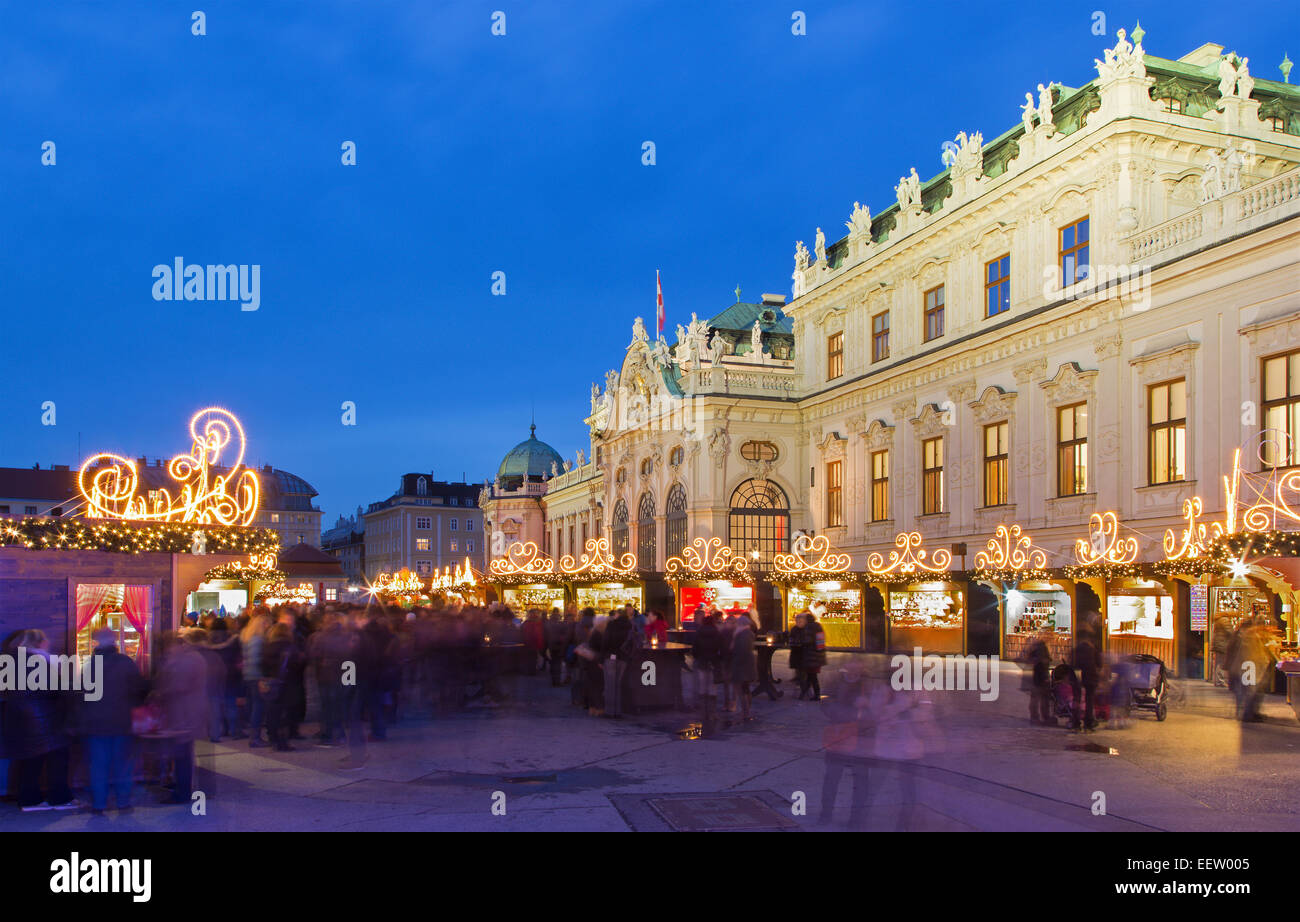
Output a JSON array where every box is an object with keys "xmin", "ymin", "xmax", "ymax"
[{"xmin": 1, "ymin": 1, "xmax": 1296, "ymax": 524}]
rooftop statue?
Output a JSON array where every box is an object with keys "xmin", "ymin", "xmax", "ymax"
[
  {"xmin": 650, "ymin": 335, "xmax": 672, "ymax": 369},
  {"xmin": 575, "ymin": 449, "xmax": 585, "ymax": 466},
  {"xmin": 951, "ymin": 131, "xmax": 983, "ymax": 177},
  {"xmin": 814, "ymin": 227, "xmax": 826, "ymax": 263},
  {"xmin": 794, "ymin": 240, "xmax": 809, "ymax": 269},
  {"xmin": 751, "ymin": 320, "xmax": 765, "ymax": 357},
  {"xmin": 845, "ymin": 201, "xmax": 872, "ymax": 238},
  {"xmin": 1237, "ymin": 57, "xmax": 1255, "ymax": 99},
  {"xmin": 1021, "ymin": 92, "xmax": 1036, "ymax": 133},
  {"xmin": 1095, "ymin": 27, "xmax": 1146, "ymax": 81},
  {"xmin": 632, "ymin": 316, "xmax": 648, "ymax": 342},
  {"xmin": 895, "ymin": 168, "xmax": 922, "ymax": 212},
  {"xmin": 708, "ymin": 330, "xmax": 726, "ymax": 365},
  {"xmin": 591, "ymin": 382, "xmax": 600, "ymax": 412},
  {"xmin": 1036, "ymin": 83, "xmax": 1055, "ymax": 131}
]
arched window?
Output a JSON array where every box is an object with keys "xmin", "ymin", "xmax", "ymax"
[
  {"xmin": 417, "ymin": 477, "xmax": 428, "ymax": 495},
  {"xmin": 640, "ymin": 458, "xmax": 653, "ymax": 477},
  {"xmin": 637, "ymin": 491, "xmax": 656, "ymax": 571},
  {"xmin": 728, "ymin": 479, "xmax": 789, "ymax": 572},
  {"xmin": 611, "ymin": 499, "xmax": 630, "ymax": 559},
  {"xmin": 664, "ymin": 483, "xmax": 688, "ymax": 558}
]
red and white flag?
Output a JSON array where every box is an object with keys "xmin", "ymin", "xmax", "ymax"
[{"xmin": 655, "ymin": 269, "xmax": 665, "ymax": 337}]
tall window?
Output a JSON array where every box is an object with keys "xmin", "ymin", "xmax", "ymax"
[
  {"xmin": 923, "ymin": 286, "xmax": 945, "ymax": 342},
  {"xmin": 416, "ymin": 538, "xmax": 431, "ymax": 551},
  {"xmin": 1148, "ymin": 379, "xmax": 1187, "ymax": 484},
  {"xmin": 872, "ymin": 311, "xmax": 890, "ymax": 363},
  {"xmin": 1060, "ymin": 217, "xmax": 1090, "ymax": 287},
  {"xmin": 825, "ymin": 460, "xmax": 843, "ymax": 527},
  {"xmin": 1263, "ymin": 351, "xmax": 1300, "ymax": 468},
  {"xmin": 827, "ymin": 331, "xmax": 844, "ymax": 380},
  {"xmin": 1057, "ymin": 402, "xmax": 1089, "ymax": 496},
  {"xmin": 728, "ymin": 480, "xmax": 789, "ymax": 572},
  {"xmin": 665, "ymin": 484, "xmax": 688, "ymax": 557},
  {"xmin": 985, "ymin": 254, "xmax": 1010, "ymax": 317},
  {"xmin": 611, "ymin": 499, "xmax": 629, "ymax": 559},
  {"xmin": 922, "ymin": 438, "xmax": 944, "ymax": 515},
  {"xmin": 637, "ymin": 492, "xmax": 656, "ymax": 570},
  {"xmin": 449, "ymin": 518, "xmax": 457, "ymax": 530},
  {"xmin": 983, "ymin": 421, "xmax": 1009, "ymax": 507},
  {"xmin": 870, "ymin": 450, "xmax": 890, "ymax": 522}
]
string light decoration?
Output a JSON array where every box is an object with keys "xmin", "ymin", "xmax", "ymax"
[
  {"xmin": 78, "ymin": 407, "xmax": 260, "ymax": 526},
  {"xmin": 558, "ymin": 536, "xmax": 636, "ymax": 578},
  {"xmin": 430, "ymin": 558, "xmax": 478, "ymax": 592},
  {"xmin": 0, "ymin": 517, "xmax": 279, "ymax": 555},
  {"xmin": 1066, "ymin": 511, "xmax": 1141, "ymax": 580},
  {"xmin": 771, "ymin": 534, "xmax": 852, "ymax": 583},
  {"xmin": 665, "ymin": 536, "xmax": 749, "ymax": 579},
  {"xmin": 203, "ymin": 552, "xmax": 284, "ymax": 583},
  {"xmin": 255, "ymin": 581, "xmax": 316, "ymax": 606},
  {"xmin": 488, "ymin": 542, "xmax": 560, "ymax": 584},
  {"xmin": 974, "ymin": 524, "xmax": 1050, "ymax": 583},
  {"xmin": 865, "ymin": 532, "xmax": 952, "ymax": 583}
]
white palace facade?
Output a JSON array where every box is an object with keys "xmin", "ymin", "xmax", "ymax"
[{"xmin": 482, "ymin": 30, "xmax": 1300, "ymax": 669}]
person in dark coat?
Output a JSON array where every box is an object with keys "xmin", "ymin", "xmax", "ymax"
[
  {"xmin": 800, "ymin": 613, "xmax": 828, "ymax": 701},
  {"xmin": 208, "ymin": 620, "xmax": 244, "ymax": 739},
  {"xmin": 788, "ymin": 612, "xmax": 808, "ymax": 692},
  {"xmin": 155, "ymin": 632, "xmax": 208, "ymax": 804},
  {"xmin": 691, "ymin": 614, "xmax": 724, "ymax": 715},
  {"xmin": 2, "ymin": 630, "xmax": 77, "ymax": 811},
  {"xmin": 362, "ymin": 613, "xmax": 397, "ymax": 740},
  {"xmin": 545, "ymin": 609, "xmax": 573, "ymax": 687},
  {"xmin": 1072, "ymin": 620, "xmax": 1102, "ymax": 731},
  {"xmin": 602, "ymin": 610, "xmax": 634, "ymax": 718},
  {"xmin": 730, "ymin": 613, "xmax": 758, "ymax": 720},
  {"xmin": 261, "ymin": 623, "xmax": 302, "ymax": 751},
  {"xmin": 1024, "ymin": 631, "xmax": 1053, "ymax": 724},
  {"xmin": 78, "ymin": 628, "xmax": 149, "ymax": 812}
]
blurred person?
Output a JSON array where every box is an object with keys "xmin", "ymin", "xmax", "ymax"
[
  {"xmin": 1237, "ymin": 616, "xmax": 1275, "ymax": 723},
  {"xmin": 262, "ymin": 623, "xmax": 304, "ymax": 751},
  {"xmin": 730, "ymin": 609, "xmax": 757, "ymax": 720},
  {"xmin": 867, "ymin": 667, "xmax": 927, "ymax": 831},
  {"xmin": 78, "ymin": 627, "xmax": 149, "ymax": 814},
  {"xmin": 691, "ymin": 613, "xmax": 723, "ymax": 728},
  {"xmin": 362, "ymin": 612, "xmax": 397, "ymax": 740},
  {"xmin": 584, "ymin": 614, "xmax": 609, "ymax": 717},
  {"xmin": 522, "ymin": 609, "xmax": 546, "ymax": 675},
  {"xmin": 645, "ymin": 609, "xmax": 668, "ymax": 647},
  {"xmin": 546, "ymin": 608, "xmax": 573, "ymax": 687},
  {"xmin": 208, "ymin": 619, "xmax": 244, "ymax": 739},
  {"xmin": 1108, "ymin": 655, "xmax": 1132, "ymax": 729},
  {"xmin": 2, "ymin": 630, "xmax": 77, "ymax": 812},
  {"xmin": 1072, "ymin": 619, "xmax": 1102, "ymax": 731},
  {"xmin": 240, "ymin": 611, "xmax": 272, "ymax": 748},
  {"xmin": 788, "ymin": 612, "xmax": 808, "ymax": 693},
  {"xmin": 818, "ymin": 659, "xmax": 871, "ymax": 828},
  {"xmin": 185, "ymin": 629, "xmax": 226, "ymax": 744},
  {"xmin": 1211, "ymin": 615, "xmax": 1233, "ymax": 687},
  {"xmin": 155, "ymin": 632, "xmax": 208, "ymax": 804},
  {"xmin": 1024, "ymin": 629, "xmax": 1053, "ymax": 724},
  {"xmin": 800, "ymin": 611, "xmax": 828, "ymax": 701},
  {"xmin": 309, "ymin": 614, "xmax": 348, "ymax": 744},
  {"xmin": 571, "ymin": 608, "xmax": 596, "ymax": 707},
  {"xmin": 602, "ymin": 609, "xmax": 635, "ymax": 718},
  {"xmin": 719, "ymin": 611, "xmax": 739, "ymax": 712}
]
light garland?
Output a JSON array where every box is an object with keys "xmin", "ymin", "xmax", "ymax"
[
  {"xmin": 0, "ymin": 518, "xmax": 279, "ymax": 555},
  {"xmin": 558, "ymin": 536, "xmax": 636, "ymax": 578},
  {"xmin": 665, "ymin": 536, "xmax": 749, "ymax": 579},
  {"xmin": 489, "ymin": 541, "xmax": 555, "ymax": 578},
  {"xmin": 203, "ymin": 552, "xmax": 284, "ymax": 583},
  {"xmin": 866, "ymin": 531, "xmax": 952, "ymax": 581},
  {"xmin": 1074, "ymin": 511, "xmax": 1139, "ymax": 567},
  {"xmin": 771, "ymin": 534, "xmax": 851, "ymax": 583},
  {"xmin": 79, "ymin": 407, "xmax": 260, "ymax": 526},
  {"xmin": 973, "ymin": 523, "xmax": 1048, "ymax": 583}
]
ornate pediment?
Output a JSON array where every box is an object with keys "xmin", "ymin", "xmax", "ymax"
[
  {"xmin": 1129, "ymin": 340, "xmax": 1199, "ymax": 382},
  {"xmin": 864, "ymin": 419, "xmax": 895, "ymax": 451},
  {"xmin": 817, "ymin": 431, "xmax": 848, "ymax": 461},
  {"xmin": 1039, "ymin": 362, "xmax": 1098, "ymax": 404},
  {"xmin": 973, "ymin": 223, "xmax": 1015, "ymax": 259},
  {"xmin": 968, "ymin": 385, "xmax": 1018, "ymax": 425},
  {"xmin": 910, "ymin": 402, "xmax": 951, "ymax": 439}
]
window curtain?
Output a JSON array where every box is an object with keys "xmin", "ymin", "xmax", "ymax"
[
  {"xmin": 121, "ymin": 585, "xmax": 153, "ymax": 671},
  {"xmin": 75, "ymin": 583, "xmax": 114, "ymax": 633}
]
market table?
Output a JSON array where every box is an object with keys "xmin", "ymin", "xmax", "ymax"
[
  {"xmin": 625, "ymin": 642, "xmax": 690, "ymax": 711},
  {"xmin": 1278, "ymin": 661, "xmax": 1300, "ymax": 722}
]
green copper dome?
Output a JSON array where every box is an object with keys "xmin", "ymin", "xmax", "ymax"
[{"xmin": 497, "ymin": 424, "xmax": 564, "ymax": 487}]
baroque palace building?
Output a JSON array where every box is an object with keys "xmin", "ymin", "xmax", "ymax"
[{"xmin": 481, "ymin": 29, "xmax": 1300, "ymax": 667}]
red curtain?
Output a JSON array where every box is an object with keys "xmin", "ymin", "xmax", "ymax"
[
  {"xmin": 121, "ymin": 585, "xmax": 153, "ymax": 670},
  {"xmin": 75, "ymin": 583, "xmax": 113, "ymax": 632}
]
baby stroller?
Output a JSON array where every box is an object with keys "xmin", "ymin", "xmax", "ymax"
[
  {"xmin": 1049, "ymin": 663, "xmax": 1078, "ymax": 726},
  {"xmin": 1117, "ymin": 654, "xmax": 1168, "ymax": 721}
]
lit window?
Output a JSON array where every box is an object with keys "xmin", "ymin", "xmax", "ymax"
[
  {"xmin": 1148, "ymin": 380, "xmax": 1187, "ymax": 484},
  {"xmin": 1263, "ymin": 351, "xmax": 1300, "ymax": 468},
  {"xmin": 1060, "ymin": 217, "xmax": 1090, "ymax": 287},
  {"xmin": 827, "ymin": 331, "xmax": 844, "ymax": 379},
  {"xmin": 983, "ymin": 421, "xmax": 1009, "ymax": 507},
  {"xmin": 1057, "ymin": 402, "xmax": 1089, "ymax": 496},
  {"xmin": 870, "ymin": 450, "xmax": 889, "ymax": 522},
  {"xmin": 922, "ymin": 438, "xmax": 944, "ymax": 515},
  {"xmin": 872, "ymin": 311, "xmax": 890, "ymax": 362},
  {"xmin": 450, "ymin": 539, "xmax": 458, "ymax": 552},
  {"xmin": 325, "ymin": 588, "xmax": 338, "ymax": 601},
  {"xmin": 825, "ymin": 460, "xmax": 843, "ymax": 527},
  {"xmin": 466, "ymin": 539, "xmax": 474, "ymax": 553},
  {"xmin": 416, "ymin": 538, "xmax": 431, "ymax": 551},
  {"xmin": 923, "ymin": 286, "xmax": 945, "ymax": 342}
]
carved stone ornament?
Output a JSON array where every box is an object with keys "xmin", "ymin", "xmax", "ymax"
[
  {"xmin": 948, "ymin": 379, "xmax": 977, "ymax": 404},
  {"xmin": 1094, "ymin": 28, "xmax": 1147, "ymax": 83},
  {"xmin": 891, "ymin": 399, "xmax": 917, "ymax": 423},
  {"xmin": 865, "ymin": 419, "xmax": 895, "ymax": 451},
  {"xmin": 910, "ymin": 403, "xmax": 951, "ymax": 439},
  {"xmin": 818, "ymin": 432, "xmax": 848, "ymax": 461},
  {"xmin": 1093, "ymin": 333, "xmax": 1124, "ymax": 360},
  {"xmin": 707, "ymin": 427, "xmax": 730, "ymax": 469},
  {"xmin": 1129, "ymin": 340, "xmax": 1199, "ymax": 382},
  {"xmin": 1039, "ymin": 362, "xmax": 1099, "ymax": 404},
  {"xmin": 845, "ymin": 413, "xmax": 868, "ymax": 437},
  {"xmin": 969, "ymin": 385, "xmax": 1019, "ymax": 425},
  {"xmin": 1013, "ymin": 358, "xmax": 1048, "ymax": 385}
]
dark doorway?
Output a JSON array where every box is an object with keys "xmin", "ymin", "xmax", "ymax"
[
  {"xmin": 864, "ymin": 585, "xmax": 887, "ymax": 652},
  {"xmin": 967, "ymin": 581, "xmax": 999, "ymax": 656}
]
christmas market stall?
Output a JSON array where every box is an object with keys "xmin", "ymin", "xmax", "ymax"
[
  {"xmin": 974, "ymin": 524, "xmax": 1075, "ymax": 663},
  {"xmin": 430, "ymin": 557, "xmax": 485, "ymax": 606},
  {"xmin": 866, "ymin": 532, "xmax": 965, "ymax": 655},
  {"xmin": 558, "ymin": 537, "xmax": 642, "ymax": 612},
  {"xmin": 0, "ymin": 407, "xmax": 280, "ymax": 666},
  {"xmin": 771, "ymin": 534, "xmax": 862, "ymax": 649},
  {"xmin": 369, "ymin": 569, "xmax": 430, "ymax": 608},
  {"xmin": 487, "ymin": 542, "xmax": 566, "ymax": 612},
  {"xmin": 665, "ymin": 537, "xmax": 754, "ymax": 627}
]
